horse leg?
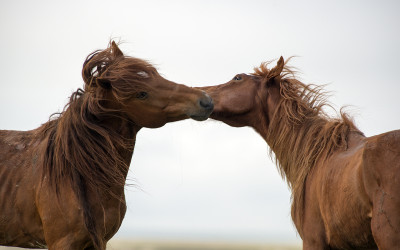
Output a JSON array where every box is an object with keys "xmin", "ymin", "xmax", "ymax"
[
  {"xmin": 301, "ymin": 211, "xmax": 329, "ymax": 249},
  {"xmin": 300, "ymin": 171, "xmax": 331, "ymax": 249},
  {"xmin": 46, "ymin": 235, "xmax": 91, "ymax": 250},
  {"xmin": 42, "ymin": 220, "xmax": 105, "ymax": 250},
  {"xmin": 299, "ymin": 200, "xmax": 330, "ymax": 249},
  {"xmin": 39, "ymin": 204, "xmax": 104, "ymax": 249},
  {"xmin": 45, "ymin": 235, "xmax": 106, "ymax": 250},
  {"xmin": 85, "ymin": 246, "xmax": 98, "ymax": 250},
  {"xmin": 301, "ymin": 221, "xmax": 330, "ymax": 250}
]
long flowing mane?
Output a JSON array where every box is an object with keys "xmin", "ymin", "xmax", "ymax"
[
  {"xmin": 254, "ymin": 60, "xmax": 362, "ymax": 234},
  {"xmin": 36, "ymin": 42, "xmax": 157, "ymax": 249}
]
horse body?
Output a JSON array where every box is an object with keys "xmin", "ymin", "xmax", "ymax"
[
  {"xmin": 0, "ymin": 41, "xmax": 213, "ymax": 249},
  {"xmin": 302, "ymin": 131, "xmax": 375, "ymax": 249},
  {"xmin": 200, "ymin": 58, "xmax": 399, "ymax": 249},
  {"xmin": 0, "ymin": 129, "xmax": 46, "ymax": 248},
  {"xmin": 309, "ymin": 129, "xmax": 400, "ymax": 249}
]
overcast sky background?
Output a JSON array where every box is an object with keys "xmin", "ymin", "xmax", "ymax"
[{"xmin": 1, "ymin": 0, "xmax": 399, "ymax": 244}]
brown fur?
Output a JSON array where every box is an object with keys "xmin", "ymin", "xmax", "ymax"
[
  {"xmin": 200, "ymin": 58, "xmax": 400, "ymax": 249},
  {"xmin": 0, "ymin": 41, "xmax": 213, "ymax": 249}
]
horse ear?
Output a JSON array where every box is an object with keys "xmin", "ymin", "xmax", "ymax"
[
  {"xmin": 264, "ymin": 56, "xmax": 285, "ymax": 86},
  {"xmin": 111, "ymin": 41, "xmax": 124, "ymax": 58},
  {"xmin": 266, "ymin": 56, "xmax": 284, "ymax": 85}
]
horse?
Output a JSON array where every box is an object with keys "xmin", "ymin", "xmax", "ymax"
[
  {"xmin": 199, "ymin": 57, "xmax": 400, "ymax": 249},
  {"xmin": 0, "ymin": 41, "xmax": 213, "ymax": 250}
]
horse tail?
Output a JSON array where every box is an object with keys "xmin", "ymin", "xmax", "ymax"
[{"xmin": 73, "ymin": 171, "xmax": 104, "ymax": 250}]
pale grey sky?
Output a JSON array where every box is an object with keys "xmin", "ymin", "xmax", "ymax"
[{"xmin": 1, "ymin": 0, "xmax": 399, "ymax": 244}]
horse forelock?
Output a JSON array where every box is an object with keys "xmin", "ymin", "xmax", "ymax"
[
  {"xmin": 82, "ymin": 42, "xmax": 157, "ymax": 104},
  {"xmin": 256, "ymin": 63, "xmax": 360, "ymax": 235}
]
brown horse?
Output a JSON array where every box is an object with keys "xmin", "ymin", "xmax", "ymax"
[
  {"xmin": 199, "ymin": 57, "xmax": 400, "ymax": 249},
  {"xmin": 0, "ymin": 41, "xmax": 213, "ymax": 250}
]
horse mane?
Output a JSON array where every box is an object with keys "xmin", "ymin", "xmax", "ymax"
[
  {"xmin": 254, "ymin": 59, "xmax": 362, "ymax": 234},
  {"xmin": 37, "ymin": 41, "xmax": 157, "ymax": 249}
]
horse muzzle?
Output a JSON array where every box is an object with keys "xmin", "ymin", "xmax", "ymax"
[{"xmin": 189, "ymin": 94, "xmax": 214, "ymax": 121}]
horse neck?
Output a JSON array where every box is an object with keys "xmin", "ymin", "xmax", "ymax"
[
  {"xmin": 41, "ymin": 92, "xmax": 140, "ymax": 195},
  {"xmin": 257, "ymin": 106, "xmax": 353, "ymax": 189},
  {"xmin": 100, "ymin": 117, "xmax": 140, "ymax": 174},
  {"xmin": 256, "ymin": 106, "xmax": 355, "ymax": 234}
]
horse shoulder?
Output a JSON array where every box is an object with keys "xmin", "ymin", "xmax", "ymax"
[
  {"xmin": 306, "ymin": 135, "xmax": 375, "ymax": 249},
  {"xmin": 36, "ymin": 178, "xmax": 126, "ymax": 247},
  {"xmin": 362, "ymin": 129, "xmax": 400, "ymax": 248},
  {"xmin": 362, "ymin": 129, "xmax": 400, "ymax": 194}
]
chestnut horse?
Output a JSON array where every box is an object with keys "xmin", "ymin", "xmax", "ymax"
[
  {"xmin": 200, "ymin": 57, "xmax": 400, "ymax": 249},
  {"xmin": 0, "ymin": 41, "xmax": 213, "ymax": 250}
]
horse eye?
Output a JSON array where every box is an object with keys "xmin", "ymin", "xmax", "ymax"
[
  {"xmin": 136, "ymin": 92, "xmax": 148, "ymax": 100},
  {"xmin": 233, "ymin": 75, "xmax": 242, "ymax": 81}
]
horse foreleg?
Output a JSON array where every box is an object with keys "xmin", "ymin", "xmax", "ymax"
[
  {"xmin": 85, "ymin": 246, "xmax": 100, "ymax": 250},
  {"xmin": 46, "ymin": 236, "xmax": 92, "ymax": 250},
  {"xmin": 299, "ymin": 202, "xmax": 330, "ymax": 249},
  {"xmin": 302, "ymin": 227, "xmax": 331, "ymax": 250}
]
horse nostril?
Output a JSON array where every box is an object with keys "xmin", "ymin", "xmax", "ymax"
[{"xmin": 199, "ymin": 97, "xmax": 214, "ymax": 111}]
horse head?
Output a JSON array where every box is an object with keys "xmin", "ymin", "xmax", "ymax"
[
  {"xmin": 82, "ymin": 41, "xmax": 213, "ymax": 128},
  {"xmin": 199, "ymin": 57, "xmax": 284, "ymax": 133}
]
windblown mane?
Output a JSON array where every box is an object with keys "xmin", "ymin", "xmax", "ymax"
[
  {"xmin": 37, "ymin": 42, "xmax": 157, "ymax": 249},
  {"xmin": 254, "ymin": 59, "xmax": 362, "ymax": 234}
]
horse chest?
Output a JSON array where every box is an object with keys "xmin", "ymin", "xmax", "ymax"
[{"xmin": 105, "ymin": 200, "xmax": 126, "ymax": 234}]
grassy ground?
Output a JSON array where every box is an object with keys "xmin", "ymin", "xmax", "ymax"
[{"xmin": 0, "ymin": 239, "xmax": 301, "ymax": 250}]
